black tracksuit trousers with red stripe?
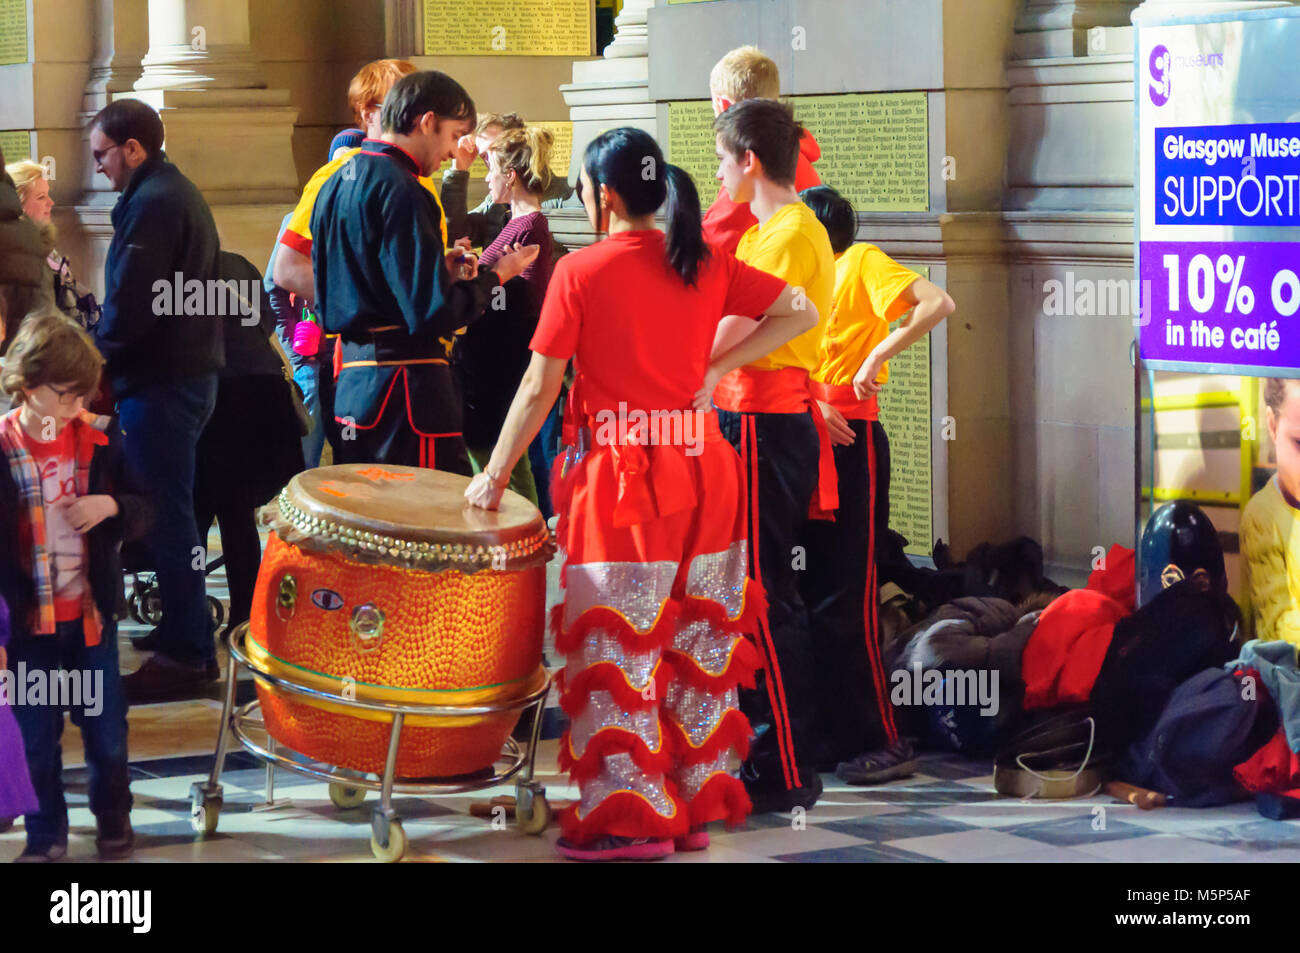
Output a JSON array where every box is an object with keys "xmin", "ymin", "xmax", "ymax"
[
  {"xmin": 718, "ymin": 408, "xmax": 820, "ymax": 792},
  {"xmin": 799, "ymin": 419, "xmax": 900, "ymax": 767}
]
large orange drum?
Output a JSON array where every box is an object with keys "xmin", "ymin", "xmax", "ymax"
[{"xmin": 248, "ymin": 465, "xmax": 551, "ymax": 779}]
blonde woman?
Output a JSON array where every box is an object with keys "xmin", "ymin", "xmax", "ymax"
[
  {"xmin": 455, "ymin": 126, "xmax": 557, "ymax": 504},
  {"xmin": 5, "ymin": 160, "xmax": 99, "ymax": 330}
]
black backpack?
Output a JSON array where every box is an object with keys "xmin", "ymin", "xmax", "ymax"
[{"xmin": 1119, "ymin": 667, "xmax": 1277, "ymax": 806}]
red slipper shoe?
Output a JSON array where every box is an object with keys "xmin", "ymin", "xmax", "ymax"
[
  {"xmin": 556, "ymin": 836, "xmax": 675, "ymax": 862},
  {"xmin": 674, "ymin": 829, "xmax": 709, "ymax": 851}
]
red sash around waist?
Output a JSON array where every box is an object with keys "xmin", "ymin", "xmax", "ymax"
[
  {"xmin": 810, "ymin": 380, "xmax": 879, "ymax": 422},
  {"xmin": 562, "ymin": 401, "xmax": 729, "ymax": 529},
  {"xmin": 712, "ymin": 366, "xmax": 838, "ymax": 520}
]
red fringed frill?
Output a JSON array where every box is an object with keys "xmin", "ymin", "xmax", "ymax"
[
  {"xmin": 666, "ymin": 637, "xmax": 762, "ymax": 693},
  {"xmin": 682, "ymin": 771, "xmax": 752, "ymax": 829},
  {"xmin": 556, "ymin": 658, "xmax": 675, "ymax": 717},
  {"xmin": 554, "ymin": 601, "xmax": 683, "ymax": 656},
  {"xmin": 559, "ymin": 786, "xmax": 690, "ymax": 843},
  {"xmin": 664, "ymin": 578, "xmax": 767, "ymax": 691},
  {"xmin": 558, "ymin": 722, "xmax": 674, "ymax": 782},
  {"xmin": 679, "ymin": 577, "xmax": 768, "ymax": 635},
  {"xmin": 662, "ymin": 707, "xmax": 752, "ymax": 765}
]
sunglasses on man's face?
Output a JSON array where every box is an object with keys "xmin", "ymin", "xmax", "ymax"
[{"xmin": 92, "ymin": 143, "xmax": 122, "ymax": 165}]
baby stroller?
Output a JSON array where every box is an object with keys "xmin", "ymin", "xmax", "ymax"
[{"xmin": 122, "ymin": 540, "xmax": 227, "ymax": 631}]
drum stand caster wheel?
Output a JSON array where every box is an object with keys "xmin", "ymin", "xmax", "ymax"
[
  {"xmin": 515, "ymin": 781, "xmax": 551, "ymax": 836},
  {"xmin": 371, "ymin": 809, "xmax": 406, "ymax": 863},
  {"xmin": 190, "ymin": 782, "xmax": 222, "ymax": 836},
  {"xmin": 329, "ymin": 783, "xmax": 367, "ymax": 810},
  {"xmin": 207, "ymin": 595, "xmax": 225, "ymax": 630}
]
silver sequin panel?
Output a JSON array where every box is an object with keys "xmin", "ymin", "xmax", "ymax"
[
  {"xmin": 685, "ymin": 542, "xmax": 749, "ymax": 620},
  {"xmin": 577, "ymin": 752, "xmax": 675, "ymax": 820},
  {"xmin": 671, "ymin": 751, "xmax": 733, "ymax": 802},
  {"xmin": 670, "ymin": 618, "xmax": 743, "ymax": 678},
  {"xmin": 568, "ymin": 689, "xmax": 662, "ymax": 759},
  {"xmin": 563, "ymin": 560, "xmax": 680, "ymax": 633},
  {"xmin": 566, "ymin": 627, "xmax": 660, "ymax": 692},
  {"xmin": 664, "ymin": 683, "xmax": 740, "ymax": 748}
]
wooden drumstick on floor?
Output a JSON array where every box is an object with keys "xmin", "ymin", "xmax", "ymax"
[{"xmin": 1103, "ymin": 781, "xmax": 1168, "ymax": 809}]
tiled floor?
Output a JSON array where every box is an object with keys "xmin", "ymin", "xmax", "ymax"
[
  {"xmin": 7, "ymin": 736, "xmax": 1300, "ymax": 863},
  {"xmin": 8, "ymin": 529, "xmax": 1300, "ymax": 863}
]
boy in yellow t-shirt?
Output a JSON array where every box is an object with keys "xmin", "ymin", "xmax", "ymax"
[
  {"xmin": 1243, "ymin": 377, "xmax": 1300, "ymax": 645},
  {"xmin": 710, "ymin": 98, "xmax": 836, "ymax": 814},
  {"xmin": 799, "ymin": 186, "xmax": 955, "ymax": 785}
]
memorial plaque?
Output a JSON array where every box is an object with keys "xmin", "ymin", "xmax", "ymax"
[
  {"xmin": 0, "ymin": 0, "xmax": 29, "ymax": 66},
  {"xmin": 462, "ymin": 120, "xmax": 573, "ymax": 182},
  {"xmin": 424, "ymin": 0, "xmax": 592, "ymax": 56},
  {"xmin": 668, "ymin": 92, "xmax": 930, "ymax": 212},
  {"xmin": 878, "ymin": 265, "xmax": 934, "ymax": 558},
  {"xmin": 0, "ymin": 129, "xmax": 31, "ymax": 163}
]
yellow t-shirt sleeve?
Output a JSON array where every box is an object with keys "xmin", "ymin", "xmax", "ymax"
[
  {"xmin": 862, "ymin": 247, "xmax": 922, "ymax": 323},
  {"xmin": 420, "ymin": 175, "xmax": 449, "ymax": 247},
  {"xmin": 741, "ymin": 230, "xmax": 820, "ymax": 294},
  {"xmin": 280, "ymin": 154, "xmax": 350, "ymax": 254},
  {"xmin": 279, "ymin": 149, "xmax": 448, "ymax": 252},
  {"xmin": 1243, "ymin": 490, "xmax": 1300, "ymax": 646}
]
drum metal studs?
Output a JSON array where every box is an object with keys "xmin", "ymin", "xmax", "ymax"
[
  {"xmin": 350, "ymin": 603, "xmax": 386, "ymax": 652},
  {"xmin": 276, "ymin": 574, "xmax": 297, "ymax": 620}
]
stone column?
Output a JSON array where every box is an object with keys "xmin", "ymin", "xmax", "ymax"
[
  {"xmin": 135, "ymin": 0, "xmax": 264, "ymax": 90},
  {"xmin": 603, "ymin": 0, "xmax": 652, "ymax": 58},
  {"xmin": 71, "ymin": 0, "xmax": 152, "ymax": 297},
  {"xmin": 1013, "ymin": 1, "xmax": 1141, "ymax": 58},
  {"xmin": 1132, "ymin": 0, "xmax": 1297, "ymax": 20},
  {"xmin": 558, "ymin": 0, "xmax": 659, "ymax": 191},
  {"xmin": 106, "ymin": 0, "xmax": 299, "ymax": 263}
]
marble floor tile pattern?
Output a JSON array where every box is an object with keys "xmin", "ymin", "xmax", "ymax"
[
  {"xmin": 8, "ymin": 527, "xmax": 1300, "ymax": 863},
  {"xmin": 7, "ymin": 738, "xmax": 1300, "ymax": 863}
]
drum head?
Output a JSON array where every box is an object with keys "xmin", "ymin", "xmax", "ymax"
[{"xmin": 268, "ymin": 465, "xmax": 550, "ymax": 571}]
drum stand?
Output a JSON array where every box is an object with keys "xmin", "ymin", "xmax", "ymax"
[{"xmin": 192, "ymin": 623, "xmax": 553, "ymax": 862}]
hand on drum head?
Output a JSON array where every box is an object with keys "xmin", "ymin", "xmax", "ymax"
[{"xmin": 465, "ymin": 470, "xmax": 506, "ymax": 510}]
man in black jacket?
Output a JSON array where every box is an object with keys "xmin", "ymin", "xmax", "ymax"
[
  {"xmin": 89, "ymin": 99, "xmax": 224, "ymax": 700},
  {"xmin": 311, "ymin": 71, "xmax": 536, "ymax": 472}
]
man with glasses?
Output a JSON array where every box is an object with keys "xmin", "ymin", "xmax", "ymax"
[{"xmin": 89, "ymin": 98, "xmax": 224, "ymax": 701}]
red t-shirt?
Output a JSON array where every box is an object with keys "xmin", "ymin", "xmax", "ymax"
[
  {"xmin": 27, "ymin": 426, "xmax": 86, "ymax": 622},
  {"xmin": 530, "ymin": 229, "xmax": 786, "ymax": 418},
  {"xmin": 702, "ymin": 131, "xmax": 823, "ymax": 255}
]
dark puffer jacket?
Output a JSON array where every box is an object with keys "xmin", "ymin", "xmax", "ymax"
[
  {"xmin": 885, "ymin": 596, "xmax": 1042, "ymax": 755},
  {"xmin": 0, "ymin": 165, "xmax": 52, "ymax": 350}
]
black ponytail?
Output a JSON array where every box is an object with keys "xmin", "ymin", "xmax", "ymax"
[
  {"xmin": 664, "ymin": 164, "xmax": 709, "ymax": 287},
  {"xmin": 583, "ymin": 127, "xmax": 711, "ymax": 287}
]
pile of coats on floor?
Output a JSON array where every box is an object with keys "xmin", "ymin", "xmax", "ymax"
[{"xmin": 883, "ymin": 513, "xmax": 1300, "ymax": 810}]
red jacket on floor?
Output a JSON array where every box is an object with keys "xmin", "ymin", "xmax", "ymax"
[
  {"xmin": 1234, "ymin": 728, "xmax": 1300, "ymax": 797},
  {"xmin": 1021, "ymin": 547, "xmax": 1136, "ymax": 709}
]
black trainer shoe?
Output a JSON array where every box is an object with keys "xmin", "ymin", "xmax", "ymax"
[
  {"xmin": 742, "ymin": 762, "xmax": 824, "ymax": 815},
  {"xmin": 835, "ymin": 738, "xmax": 919, "ymax": 785},
  {"xmin": 15, "ymin": 840, "xmax": 67, "ymax": 863},
  {"xmin": 129, "ymin": 627, "xmax": 165, "ymax": 652},
  {"xmin": 123, "ymin": 654, "xmax": 216, "ymax": 704},
  {"xmin": 95, "ymin": 814, "xmax": 135, "ymax": 861}
]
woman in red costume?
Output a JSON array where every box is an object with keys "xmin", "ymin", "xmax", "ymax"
[{"xmin": 465, "ymin": 127, "xmax": 817, "ymax": 861}]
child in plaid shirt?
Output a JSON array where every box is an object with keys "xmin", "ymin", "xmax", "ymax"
[{"xmin": 0, "ymin": 312, "xmax": 150, "ymax": 862}]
